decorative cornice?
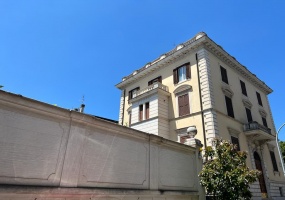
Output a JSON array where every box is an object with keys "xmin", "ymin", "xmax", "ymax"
[
  {"xmin": 221, "ymin": 85, "xmax": 234, "ymax": 97},
  {"xmin": 116, "ymin": 32, "xmax": 272, "ymax": 95},
  {"xmin": 173, "ymin": 84, "xmax": 192, "ymax": 95},
  {"xmin": 242, "ymin": 98, "xmax": 253, "ymax": 108},
  {"xmin": 259, "ymin": 108, "xmax": 267, "ymax": 117}
]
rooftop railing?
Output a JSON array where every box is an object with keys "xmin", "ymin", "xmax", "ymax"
[{"xmin": 133, "ymin": 82, "xmax": 169, "ymax": 98}]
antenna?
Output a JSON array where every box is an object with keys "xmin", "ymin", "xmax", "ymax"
[
  {"xmin": 79, "ymin": 95, "xmax": 85, "ymax": 113},
  {"xmin": 81, "ymin": 95, "xmax": 85, "ymax": 104}
]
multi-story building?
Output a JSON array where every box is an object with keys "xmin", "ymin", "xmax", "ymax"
[{"xmin": 116, "ymin": 32, "xmax": 285, "ymax": 199}]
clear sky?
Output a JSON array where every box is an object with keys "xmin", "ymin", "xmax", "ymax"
[{"xmin": 1, "ymin": 1, "xmax": 285, "ymax": 139}]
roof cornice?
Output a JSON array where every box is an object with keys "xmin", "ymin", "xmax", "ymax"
[{"xmin": 116, "ymin": 32, "xmax": 272, "ymax": 94}]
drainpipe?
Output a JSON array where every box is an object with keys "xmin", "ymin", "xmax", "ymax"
[{"xmin": 196, "ymin": 53, "xmax": 207, "ymax": 149}]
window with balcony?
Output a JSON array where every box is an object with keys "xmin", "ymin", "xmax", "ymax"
[
  {"xmin": 178, "ymin": 93, "xmax": 190, "ymax": 116},
  {"xmin": 148, "ymin": 76, "xmax": 162, "ymax": 86},
  {"xmin": 128, "ymin": 87, "xmax": 140, "ymax": 100},
  {"xmin": 256, "ymin": 92, "xmax": 263, "ymax": 106},
  {"xmin": 245, "ymin": 107, "xmax": 253, "ymax": 122},
  {"xmin": 173, "ymin": 63, "xmax": 191, "ymax": 84},
  {"xmin": 220, "ymin": 66, "xmax": 228, "ymax": 84},
  {"xmin": 240, "ymin": 80, "xmax": 247, "ymax": 96},
  {"xmin": 225, "ymin": 96, "xmax": 234, "ymax": 118},
  {"xmin": 270, "ymin": 150, "xmax": 278, "ymax": 172}
]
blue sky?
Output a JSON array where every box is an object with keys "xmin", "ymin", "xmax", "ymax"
[{"xmin": 1, "ymin": 1, "xmax": 285, "ymax": 139}]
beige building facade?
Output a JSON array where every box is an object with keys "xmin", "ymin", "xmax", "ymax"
[{"xmin": 116, "ymin": 32, "xmax": 285, "ymax": 199}]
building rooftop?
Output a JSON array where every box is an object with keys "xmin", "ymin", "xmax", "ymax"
[{"xmin": 116, "ymin": 32, "xmax": 272, "ymax": 94}]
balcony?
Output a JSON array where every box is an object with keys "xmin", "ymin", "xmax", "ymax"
[
  {"xmin": 129, "ymin": 82, "xmax": 170, "ymax": 103},
  {"xmin": 243, "ymin": 121, "xmax": 275, "ymax": 141}
]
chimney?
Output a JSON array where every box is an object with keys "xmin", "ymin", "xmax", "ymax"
[{"xmin": 79, "ymin": 104, "xmax": 85, "ymax": 113}]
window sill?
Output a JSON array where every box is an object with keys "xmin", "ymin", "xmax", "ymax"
[{"xmin": 174, "ymin": 78, "xmax": 190, "ymax": 86}]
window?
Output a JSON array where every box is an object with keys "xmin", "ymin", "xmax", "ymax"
[
  {"xmin": 178, "ymin": 93, "xmax": 190, "ymax": 116},
  {"xmin": 245, "ymin": 107, "xmax": 253, "ymax": 122},
  {"xmin": 262, "ymin": 117, "xmax": 268, "ymax": 127},
  {"xmin": 145, "ymin": 102, "xmax": 149, "ymax": 119},
  {"xmin": 231, "ymin": 136, "xmax": 240, "ymax": 151},
  {"xmin": 128, "ymin": 111, "xmax": 132, "ymax": 126},
  {"xmin": 139, "ymin": 104, "xmax": 143, "ymax": 121},
  {"xmin": 225, "ymin": 96, "xmax": 234, "ymax": 118},
  {"xmin": 148, "ymin": 76, "xmax": 162, "ymax": 86},
  {"xmin": 128, "ymin": 87, "xmax": 140, "ymax": 100},
  {"xmin": 256, "ymin": 92, "xmax": 263, "ymax": 106},
  {"xmin": 138, "ymin": 102, "xmax": 150, "ymax": 122},
  {"xmin": 270, "ymin": 150, "xmax": 278, "ymax": 172},
  {"xmin": 240, "ymin": 80, "xmax": 247, "ymax": 96},
  {"xmin": 220, "ymin": 66, "xmax": 228, "ymax": 84},
  {"xmin": 173, "ymin": 63, "xmax": 191, "ymax": 84}
]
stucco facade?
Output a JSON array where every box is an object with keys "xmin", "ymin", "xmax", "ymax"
[{"xmin": 116, "ymin": 32, "xmax": 285, "ymax": 199}]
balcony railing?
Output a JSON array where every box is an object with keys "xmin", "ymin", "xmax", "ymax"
[
  {"xmin": 133, "ymin": 82, "xmax": 169, "ymax": 98},
  {"xmin": 243, "ymin": 121, "xmax": 271, "ymax": 135}
]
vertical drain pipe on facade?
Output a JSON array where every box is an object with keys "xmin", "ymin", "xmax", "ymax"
[{"xmin": 196, "ymin": 53, "xmax": 207, "ymax": 151}]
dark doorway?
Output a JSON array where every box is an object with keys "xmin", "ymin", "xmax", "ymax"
[{"xmin": 254, "ymin": 152, "xmax": 267, "ymax": 195}]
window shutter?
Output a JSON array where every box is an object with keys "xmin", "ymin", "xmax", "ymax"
[
  {"xmin": 178, "ymin": 95, "xmax": 184, "ymax": 116},
  {"xmin": 173, "ymin": 69, "xmax": 178, "ymax": 84},
  {"xmin": 184, "ymin": 93, "xmax": 190, "ymax": 115},
  {"xmin": 145, "ymin": 102, "xmax": 149, "ymax": 119},
  {"xmin": 186, "ymin": 63, "xmax": 191, "ymax": 79},
  {"xmin": 178, "ymin": 94, "xmax": 190, "ymax": 116}
]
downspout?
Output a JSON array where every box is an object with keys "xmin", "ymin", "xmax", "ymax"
[{"xmin": 196, "ymin": 53, "xmax": 207, "ymax": 149}]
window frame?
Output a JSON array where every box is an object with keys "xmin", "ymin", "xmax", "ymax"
[
  {"xmin": 178, "ymin": 93, "xmax": 190, "ymax": 117},
  {"xmin": 245, "ymin": 107, "xmax": 253, "ymax": 122},
  {"xmin": 148, "ymin": 76, "xmax": 162, "ymax": 86},
  {"xmin": 269, "ymin": 150, "xmax": 279, "ymax": 172},
  {"xmin": 220, "ymin": 66, "xmax": 229, "ymax": 84},
  {"xmin": 240, "ymin": 80, "xmax": 247, "ymax": 96},
  {"xmin": 139, "ymin": 104, "xmax": 143, "ymax": 122},
  {"xmin": 225, "ymin": 95, "xmax": 235, "ymax": 118},
  {"xmin": 128, "ymin": 87, "xmax": 140, "ymax": 101},
  {"xmin": 262, "ymin": 116, "xmax": 268, "ymax": 127},
  {"xmin": 145, "ymin": 102, "xmax": 149, "ymax": 120},
  {"xmin": 256, "ymin": 92, "xmax": 263, "ymax": 107},
  {"xmin": 173, "ymin": 62, "xmax": 191, "ymax": 84},
  {"xmin": 231, "ymin": 136, "xmax": 240, "ymax": 151}
]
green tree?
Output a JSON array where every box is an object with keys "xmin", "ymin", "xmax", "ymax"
[
  {"xmin": 199, "ymin": 139, "xmax": 260, "ymax": 200},
  {"xmin": 279, "ymin": 141, "xmax": 285, "ymax": 163}
]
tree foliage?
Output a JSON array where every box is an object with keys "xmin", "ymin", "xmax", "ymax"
[
  {"xmin": 199, "ymin": 139, "xmax": 260, "ymax": 200},
  {"xmin": 279, "ymin": 141, "xmax": 285, "ymax": 163}
]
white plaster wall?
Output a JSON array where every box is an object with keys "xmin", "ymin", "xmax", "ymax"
[{"xmin": 0, "ymin": 91, "xmax": 201, "ymax": 195}]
